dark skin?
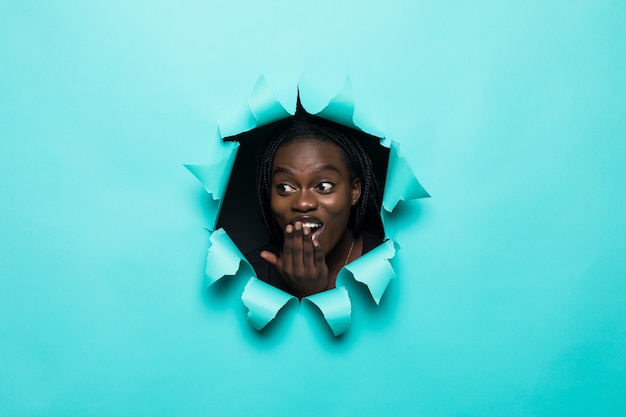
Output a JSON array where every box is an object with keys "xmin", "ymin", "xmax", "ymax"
[{"xmin": 260, "ymin": 137, "xmax": 363, "ymax": 297}]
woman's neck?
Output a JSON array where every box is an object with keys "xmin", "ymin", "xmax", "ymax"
[{"xmin": 326, "ymin": 229, "xmax": 363, "ymax": 290}]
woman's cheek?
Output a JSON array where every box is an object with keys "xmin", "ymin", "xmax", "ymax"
[{"xmin": 270, "ymin": 198, "xmax": 289, "ymax": 230}]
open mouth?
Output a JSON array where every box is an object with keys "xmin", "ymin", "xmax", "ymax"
[{"xmin": 301, "ymin": 222, "xmax": 323, "ymax": 240}]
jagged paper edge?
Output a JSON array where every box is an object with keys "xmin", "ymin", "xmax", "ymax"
[
  {"xmin": 338, "ymin": 239, "xmax": 398, "ymax": 305},
  {"xmin": 241, "ymin": 278, "xmax": 297, "ymax": 331},
  {"xmin": 184, "ymin": 135, "xmax": 239, "ymax": 231},
  {"xmin": 303, "ymin": 287, "xmax": 352, "ymax": 336},
  {"xmin": 204, "ymin": 228, "xmax": 250, "ymax": 287}
]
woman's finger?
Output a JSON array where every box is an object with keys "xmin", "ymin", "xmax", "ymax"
[
  {"xmin": 302, "ymin": 225, "xmax": 316, "ymax": 273},
  {"xmin": 291, "ymin": 221, "xmax": 305, "ymax": 277},
  {"xmin": 313, "ymin": 239, "xmax": 328, "ymax": 277},
  {"xmin": 282, "ymin": 224, "xmax": 294, "ymax": 277},
  {"xmin": 259, "ymin": 250, "xmax": 278, "ymax": 266},
  {"xmin": 260, "ymin": 250, "xmax": 284, "ymax": 276}
]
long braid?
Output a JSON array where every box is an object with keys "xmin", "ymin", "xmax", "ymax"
[{"xmin": 256, "ymin": 129, "xmax": 292, "ymax": 243}]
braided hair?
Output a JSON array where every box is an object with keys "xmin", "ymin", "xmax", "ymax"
[{"xmin": 256, "ymin": 106, "xmax": 385, "ymax": 247}]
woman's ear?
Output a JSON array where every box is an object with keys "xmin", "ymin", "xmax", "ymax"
[{"xmin": 351, "ymin": 177, "xmax": 362, "ymax": 206}]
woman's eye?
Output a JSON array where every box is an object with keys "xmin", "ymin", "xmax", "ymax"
[
  {"xmin": 277, "ymin": 183, "xmax": 296, "ymax": 193},
  {"xmin": 316, "ymin": 182, "xmax": 334, "ymax": 192}
]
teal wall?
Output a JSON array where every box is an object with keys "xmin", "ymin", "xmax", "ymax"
[{"xmin": 1, "ymin": 1, "xmax": 625, "ymax": 415}]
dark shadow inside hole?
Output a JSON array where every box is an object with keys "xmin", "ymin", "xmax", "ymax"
[{"xmin": 216, "ymin": 115, "xmax": 390, "ymax": 255}]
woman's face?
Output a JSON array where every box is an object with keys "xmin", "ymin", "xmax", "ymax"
[{"xmin": 270, "ymin": 137, "xmax": 361, "ymax": 256}]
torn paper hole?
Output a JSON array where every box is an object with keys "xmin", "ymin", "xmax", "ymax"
[{"xmin": 188, "ymin": 75, "xmax": 429, "ymax": 337}]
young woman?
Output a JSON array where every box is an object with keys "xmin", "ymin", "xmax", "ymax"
[{"xmin": 246, "ymin": 108, "xmax": 385, "ymax": 298}]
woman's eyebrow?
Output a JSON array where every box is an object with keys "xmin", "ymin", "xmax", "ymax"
[{"xmin": 272, "ymin": 164, "xmax": 341, "ymax": 176}]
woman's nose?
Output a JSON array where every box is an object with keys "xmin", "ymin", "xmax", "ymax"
[{"xmin": 292, "ymin": 190, "xmax": 317, "ymax": 211}]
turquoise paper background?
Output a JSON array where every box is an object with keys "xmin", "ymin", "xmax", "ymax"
[{"xmin": 1, "ymin": 1, "xmax": 625, "ymax": 416}]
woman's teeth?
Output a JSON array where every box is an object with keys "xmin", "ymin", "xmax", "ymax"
[{"xmin": 302, "ymin": 222, "xmax": 322, "ymax": 232}]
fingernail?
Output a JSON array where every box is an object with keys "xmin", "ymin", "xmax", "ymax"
[
  {"xmin": 295, "ymin": 222, "xmax": 302, "ymax": 231},
  {"xmin": 286, "ymin": 225, "xmax": 293, "ymax": 233},
  {"xmin": 303, "ymin": 227, "xmax": 310, "ymax": 236}
]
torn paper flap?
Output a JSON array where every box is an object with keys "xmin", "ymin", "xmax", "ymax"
[
  {"xmin": 185, "ymin": 140, "xmax": 239, "ymax": 230},
  {"xmin": 383, "ymin": 142, "xmax": 430, "ymax": 212},
  {"xmin": 248, "ymin": 75, "xmax": 293, "ymax": 127},
  {"xmin": 315, "ymin": 76, "xmax": 358, "ymax": 130},
  {"xmin": 241, "ymin": 278, "xmax": 297, "ymax": 331},
  {"xmin": 304, "ymin": 287, "xmax": 352, "ymax": 336},
  {"xmin": 341, "ymin": 239, "xmax": 397, "ymax": 305},
  {"xmin": 204, "ymin": 228, "xmax": 249, "ymax": 287}
]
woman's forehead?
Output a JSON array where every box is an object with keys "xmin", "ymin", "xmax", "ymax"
[{"xmin": 273, "ymin": 136, "xmax": 350, "ymax": 172}]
